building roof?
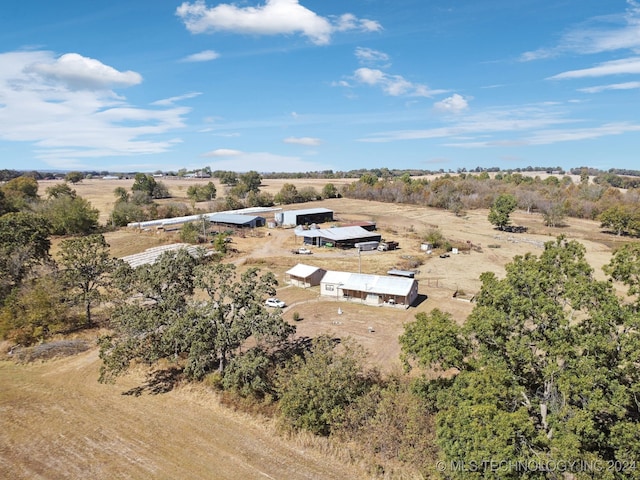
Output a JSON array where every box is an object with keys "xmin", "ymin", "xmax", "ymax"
[
  {"xmin": 284, "ymin": 207, "xmax": 333, "ymax": 216},
  {"xmin": 286, "ymin": 263, "xmax": 324, "ymax": 278},
  {"xmin": 321, "ymin": 270, "xmax": 352, "ymax": 285},
  {"xmin": 209, "ymin": 213, "xmax": 264, "ymax": 224},
  {"xmin": 120, "ymin": 243, "xmax": 208, "ymax": 268},
  {"xmin": 323, "ymin": 271, "xmax": 416, "ymax": 296},
  {"xmin": 294, "ymin": 225, "xmax": 379, "ymax": 241}
]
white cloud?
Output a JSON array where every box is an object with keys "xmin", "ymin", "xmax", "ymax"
[
  {"xmin": 352, "ymin": 67, "xmax": 445, "ymax": 97},
  {"xmin": 152, "ymin": 92, "xmax": 202, "ymax": 106},
  {"xmin": 176, "ymin": 0, "xmax": 381, "ymax": 45},
  {"xmin": 202, "ymin": 148, "xmax": 243, "ymax": 157},
  {"xmin": 25, "ymin": 53, "xmax": 142, "ymax": 90},
  {"xmin": 445, "ymin": 123, "xmax": 640, "ymax": 147},
  {"xmin": 521, "ymin": 1, "xmax": 640, "ymax": 60},
  {"xmin": 549, "ymin": 57, "xmax": 640, "ymax": 79},
  {"xmin": 578, "ymin": 81, "xmax": 640, "ymax": 93},
  {"xmin": 359, "ymin": 105, "xmax": 572, "ymax": 143},
  {"xmin": 181, "ymin": 49, "xmax": 220, "ymax": 62},
  {"xmin": 0, "ymin": 50, "xmax": 187, "ymax": 168},
  {"xmin": 283, "ymin": 136, "xmax": 321, "ymax": 146},
  {"xmin": 433, "ymin": 94, "xmax": 469, "ymax": 114},
  {"xmin": 354, "ymin": 47, "xmax": 390, "ymax": 66},
  {"xmin": 201, "ymin": 149, "xmax": 334, "ymax": 172}
]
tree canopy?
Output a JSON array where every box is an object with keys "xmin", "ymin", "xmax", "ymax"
[
  {"xmin": 98, "ymin": 253, "xmax": 294, "ymax": 383},
  {"xmin": 488, "ymin": 193, "xmax": 517, "ymax": 230},
  {"xmin": 400, "ymin": 237, "xmax": 640, "ymax": 478}
]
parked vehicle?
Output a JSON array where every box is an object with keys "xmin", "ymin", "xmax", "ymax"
[{"xmin": 265, "ymin": 298, "xmax": 286, "ymax": 308}]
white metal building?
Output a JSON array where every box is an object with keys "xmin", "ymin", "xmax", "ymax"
[
  {"xmin": 275, "ymin": 208, "xmax": 333, "ymax": 227},
  {"xmin": 320, "ymin": 270, "xmax": 418, "ymax": 308}
]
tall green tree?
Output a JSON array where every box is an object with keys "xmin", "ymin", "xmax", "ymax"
[
  {"xmin": 188, "ymin": 263, "xmax": 294, "ymax": 378},
  {"xmin": 599, "ymin": 205, "xmax": 640, "ymax": 237},
  {"xmin": 401, "ymin": 237, "xmax": 640, "ymax": 478},
  {"xmin": 58, "ymin": 234, "xmax": 121, "ymax": 326},
  {"xmin": 98, "ymin": 254, "xmax": 293, "ymax": 383},
  {"xmin": 38, "ymin": 194, "xmax": 99, "ymax": 235},
  {"xmin": 277, "ymin": 336, "xmax": 375, "ymax": 436},
  {"xmin": 0, "ymin": 212, "xmax": 51, "ymax": 301},
  {"xmin": 488, "ymin": 193, "xmax": 517, "ymax": 230}
]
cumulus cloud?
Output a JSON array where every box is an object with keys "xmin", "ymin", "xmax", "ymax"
[
  {"xmin": 176, "ymin": 0, "xmax": 381, "ymax": 45},
  {"xmin": 354, "ymin": 47, "xmax": 390, "ymax": 66},
  {"xmin": 25, "ymin": 53, "xmax": 142, "ymax": 90},
  {"xmin": 433, "ymin": 94, "xmax": 469, "ymax": 114},
  {"xmin": 549, "ymin": 57, "xmax": 640, "ymax": 79},
  {"xmin": 283, "ymin": 136, "xmax": 321, "ymax": 146},
  {"xmin": 181, "ymin": 49, "xmax": 220, "ymax": 62},
  {"xmin": 0, "ymin": 50, "xmax": 187, "ymax": 167},
  {"xmin": 352, "ymin": 67, "xmax": 445, "ymax": 97}
]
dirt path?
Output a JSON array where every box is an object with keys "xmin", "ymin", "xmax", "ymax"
[{"xmin": 0, "ymin": 349, "xmax": 368, "ymax": 480}]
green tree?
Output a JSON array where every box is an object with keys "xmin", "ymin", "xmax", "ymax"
[
  {"xmin": 179, "ymin": 221, "xmax": 200, "ymax": 243},
  {"xmin": 99, "ymin": 249, "xmax": 198, "ymax": 382},
  {"xmin": 0, "ymin": 212, "xmax": 51, "ymax": 301},
  {"xmin": 58, "ymin": 234, "xmax": 120, "ymax": 326},
  {"xmin": 99, "ymin": 256, "xmax": 293, "ymax": 384},
  {"xmin": 321, "ymin": 183, "xmax": 338, "ymax": 199},
  {"xmin": 113, "ymin": 186, "xmax": 130, "ymax": 204},
  {"xmin": 45, "ymin": 182, "xmax": 77, "ymax": 199},
  {"xmin": 65, "ymin": 171, "xmax": 84, "ymax": 184},
  {"xmin": 488, "ymin": 193, "xmax": 517, "ymax": 230},
  {"xmin": 599, "ymin": 205, "xmax": 640, "ymax": 237},
  {"xmin": 239, "ymin": 170, "xmax": 262, "ymax": 193},
  {"xmin": 274, "ymin": 183, "xmax": 301, "ymax": 204},
  {"xmin": 188, "ymin": 264, "xmax": 294, "ymax": 378},
  {"xmin": 604, "ymin": 242, "xmax": 640, "ymax": 310},
  {"xmin": 217, "ymin": 170, "xmax": 238, "ymax": 186},
  {"xmin": 401, "ymin": 237, "xmax": 640, "ymax": 478},
  {"xmin": 132, "ymin": 173, "xmax": 157, "ymax": 196},
  {"xmin": 0, "ymin": 273, "xmax": 74, "ymax": 345},
  {"xmin": 2, "ymin": 175, "xmax": 39, "ymax": 210},
  {"xmin": 186, "ymin": 182, "xmax": 217, "ymax": 202},
  {"xmin": 277, "ymin": 336, "xmax": 375, "ymax": 436},
  {"xmin": 38, "ymin": 194, "xmax": 99, "ymax": 235}
]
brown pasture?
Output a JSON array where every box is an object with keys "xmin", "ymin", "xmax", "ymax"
[{"xmin": 0, "ymin": 177, "xmax": 623, "ymax": 479}]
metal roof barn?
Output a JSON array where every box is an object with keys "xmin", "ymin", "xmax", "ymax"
[
  {"xmin": 208, "ymin": 213, "xmax": 265, "ymax": 228},
  {"xmin": 275, "ymin": 208, "xmax": 333, "ymax": 227},
  {"xmin": 295, "ymin": 226, "xmax": 381, "ymax": 248}
]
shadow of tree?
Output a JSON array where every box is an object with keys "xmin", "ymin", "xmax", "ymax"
[{"xmin": 122, "ymin": 367, "xmax": 183, "ymax": 397}]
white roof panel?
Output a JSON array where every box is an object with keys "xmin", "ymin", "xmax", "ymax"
[{"xmin": 286, "ymin": 263, "xmax": 323, "ymax": 278}]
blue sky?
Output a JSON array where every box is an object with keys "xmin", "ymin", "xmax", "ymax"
[{"xmin": 1, "ymin": 0, "xmax": 640, "ymax": 173}]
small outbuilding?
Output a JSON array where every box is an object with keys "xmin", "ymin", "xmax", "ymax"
[
  {"xmin": 276, "ymin": 208, "xmax": 333, "ymax": 227},
  {"xmin": 285, "ymin": 264, "xmax": 326, "ymax": 288}
]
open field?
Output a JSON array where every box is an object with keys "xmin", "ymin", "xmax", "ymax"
[
  {"xmin": 1, "ymin": 177, "xmax": 625, "ymax": 479},
  {"xmin": 0, "ymin": 346, "xmax": 369, "ymax": 480}
]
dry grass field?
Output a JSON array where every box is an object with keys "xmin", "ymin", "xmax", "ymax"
[{"xmin": 1, "ymin": 176, "xmax": 625, "ymax": 479}]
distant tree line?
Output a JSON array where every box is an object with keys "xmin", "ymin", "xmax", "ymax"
[{"xmin": 341, "ymin": 170, "xmax": 640, "ymax": 236}]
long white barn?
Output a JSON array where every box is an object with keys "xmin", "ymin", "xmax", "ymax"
[{"xmin": 286, "ymin": 263, "xmax": 418, "ymax": 309}]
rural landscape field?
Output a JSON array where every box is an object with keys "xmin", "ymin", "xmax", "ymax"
[{"xmin": 2, "ymin": 173, "xmax": 639, "ymax": 479}]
